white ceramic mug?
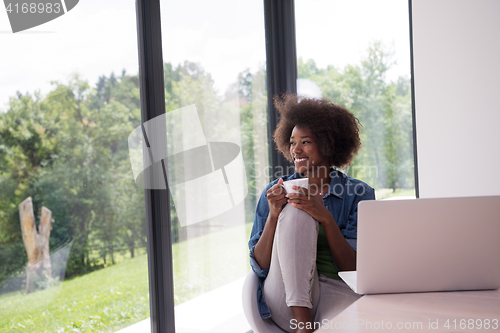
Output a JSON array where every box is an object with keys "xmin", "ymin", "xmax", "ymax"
[{"xmin": 281, "ymin": 178, "xmax": 309, "ymax": 194}]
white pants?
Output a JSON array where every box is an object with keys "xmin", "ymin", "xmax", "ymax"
[{"xmin": 262, "ymin": 205, "xmax": 361, "ymax": 332}]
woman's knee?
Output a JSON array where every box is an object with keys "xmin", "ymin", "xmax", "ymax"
[{"xmin": 278, "ymin": 205, "xmax": 318, "ymax": 232}]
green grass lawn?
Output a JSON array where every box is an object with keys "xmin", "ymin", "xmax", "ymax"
[
  {"xmin": 0, "ymin": 253, "xmax": 150, "ymax": 333},
  {"xmin": 375, "ymin": 187, "xmax": 416, "ymax": 200},
  {"xmin": 0, "ymin": 223, "xmax": 253, "ymax": 333}
]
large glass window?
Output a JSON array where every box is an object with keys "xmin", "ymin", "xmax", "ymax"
[
  {"xmin": 1, "ymin": 1, "xmax": 417, "ymax": 331},
  {"xmin": 158, "ymin": 0, "xmax": 268, "ymax": 331},
  {"xmin": 0, "ymin": 1, "xmax": 150, "ymax": 331},
  {"xmin": 295, "ymin": 0, "xmax": 415, "ymax": 199}
]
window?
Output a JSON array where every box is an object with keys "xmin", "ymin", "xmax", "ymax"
[
  {"xmin": 158, "ymin": 0, "xmax": 268, "ymax": 331},
  {"xmin": 0, "ymin": 1, "xmax": 150, "ymax": 331},
  {"xmin": 1, "ymin": 1, "xmax": 418, "ymax": 332},
  {"xmin": 295, "ymin": 0, "xmax": 415, "ymax": 199}
]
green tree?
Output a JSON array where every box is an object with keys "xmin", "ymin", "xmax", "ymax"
[
  {"xmin": 0, "ymin": 72, "xmax": 146, "ymax": 284},
  {"xmin": 297, "ymin": 42, "xmax": 414, "ymax": 190}
]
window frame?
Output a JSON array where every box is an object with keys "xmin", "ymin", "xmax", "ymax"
[
  {"xmin": 264, "ymin": 0, "xmax": 297, "ymax": 177},
  {"xmin": 136, "ymin": 1, "xmax": 176, "ymax": 332},
  {"xmin": 408, "ymin": 0, "xmax": 420, "ymax": 198}
]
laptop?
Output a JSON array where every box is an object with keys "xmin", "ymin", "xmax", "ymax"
[{"xmin": 339, "ymin": 195, "xmax": 500, "ymax": 294}]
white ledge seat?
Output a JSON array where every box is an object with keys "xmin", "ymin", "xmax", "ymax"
[{"xmin": 242, "ymin": 270, "xmax": 286, "ymax": 333}]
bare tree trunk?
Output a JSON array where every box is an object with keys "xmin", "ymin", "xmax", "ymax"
[
  {"xmin": 19, "ymin": 197, "xmax": 36, "ymax": 293},
  {"xmin": 129, "ymin": 243, "xmax": 135, "ymax": 258},
  {"xmin": 38, "ymin": 207, "xmax": 53, "ymax": 277},
  {"xmin": 19, "ymin": 197, "xmax": 54, "ymax": 293}
]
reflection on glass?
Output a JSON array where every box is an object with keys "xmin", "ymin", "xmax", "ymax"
[
  {"xmin": 295, "ymin": 0, "xmax": 415, "ymax": 200},
  {"xmin": 129, "ymin": 105, "xmax": 249, "ymax": 226},
  {"xmin": 0, "ymin": 1, "xmax": 150, "ymax": 331},
  {"xmin": 160, "ymin": 0, "xmax": 268, "ymax": 331}
]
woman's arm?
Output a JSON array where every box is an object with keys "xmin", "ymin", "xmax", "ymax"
[
  {"xmin": 286, "ymin": 186, "xmax": 357, "ymax": 271},
  {"xmin": 253, "ymin": 178, "xmax": 287, "ymax": 270},
  {"xmin": 253, "ymin": 213, "xmax": 279, "ymax": 270},
  {"xmin": 321, "ymin": 215, "xmax": 356, "ymax": 271},
  {"xmin": 322, "ymin": 187, "xmax": 376, "ymax": 271}
]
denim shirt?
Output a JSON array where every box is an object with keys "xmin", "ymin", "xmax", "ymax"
[{"xmin": 248, "ymin": 169, "xmax": 375, "ymax": 319}]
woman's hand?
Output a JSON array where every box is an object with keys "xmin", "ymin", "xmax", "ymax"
[
  {"xmin": 286, "ymin": 186, "xmax": 333, "ymax": 226},
  {"xmin": 266, "ymin": 178, "xmax": 287, "ymax": 219}
]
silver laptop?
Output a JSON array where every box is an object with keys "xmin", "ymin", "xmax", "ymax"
[{"xmin": 339, "ymin": 195, "xmax": 500, "ymax": 294}]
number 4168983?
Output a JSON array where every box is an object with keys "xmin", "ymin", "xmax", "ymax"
[
  {"xmin": 5, "ymin": 2, "xmax": 62, "ymax": 14},
  {"xmin": 444, "ymin": 319, "xmax": 498, "ymax": 330}
]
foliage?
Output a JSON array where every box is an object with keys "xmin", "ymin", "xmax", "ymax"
[
  {"xmin": 0, "ymin": 42, "xmax": 414, "ymax": 293},
  {"xmin": 0, "ymin": 59, "xmax": 265, "ymax": 287},
  {"xmin": 163, "ymin": 61, "xmax": 268, "ymax": 240},
  {"xmin": 0, "ymin": 72, "xmax": 146, "ymax": 282},
  {"xmin": 297, "ymin": 42, "xmax": 414, "ymax": 189}
]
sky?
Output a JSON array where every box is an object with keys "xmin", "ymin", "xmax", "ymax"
[
  {"xmin": 295, "ymin": 0, "xmax": 411, "ymax": 81},
  {"xmin": 0, "ymin": 0, "xmax": 410, "ymax": 111}
]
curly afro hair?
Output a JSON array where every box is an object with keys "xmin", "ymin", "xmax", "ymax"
[{"xmin": 273, "ymin": 94, "xmax": 362, "ymax": 168}]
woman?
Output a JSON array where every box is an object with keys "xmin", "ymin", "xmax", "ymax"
[{"xmin": 248, "ymin": 95, "xmax": 375, "ymax": 333}]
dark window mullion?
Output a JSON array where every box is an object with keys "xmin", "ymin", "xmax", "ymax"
[
  {"xmin": 135, "ymin": 1, "xmax": 176, "ymax": 332},
  {"xmin": 264, "ymin": 0, "xmax": 297, "ymax": 178},
  {"xmin": 408, "ymin": 0, "xmax": 420, "ymax": 198}
]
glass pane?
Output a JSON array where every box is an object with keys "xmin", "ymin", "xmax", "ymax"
[
  {"xmin": 0, "ymin": 1, "xmax": 150, "ymax": 332},
  {"xmin": 295, "ymin": 0, "xmax": 415, "ymax": 200},
  {"xmin": 159, "ymin": 1, "xmax": 268, "ymax": 331}
]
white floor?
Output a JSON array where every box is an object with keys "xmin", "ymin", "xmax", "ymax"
[{"xmin": 117, "ymin": 276, "xmax": 251, "ymax": 333}]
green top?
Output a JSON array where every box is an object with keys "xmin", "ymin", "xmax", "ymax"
[{"xmin": 316, "ymin": 224, "xmax": 341, "ymax": 279}]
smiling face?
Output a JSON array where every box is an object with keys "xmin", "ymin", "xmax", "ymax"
[{"xmin": 289, "ymin": 126, "xmax": 329, "ymax": 175}]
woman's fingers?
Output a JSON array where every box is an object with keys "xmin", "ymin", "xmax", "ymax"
[
  {"xmin": 287, "ymin": 197, "xmax": 310, "ymax": 206},
  {"xmin": 269, "ymin": 195, "xmax": 286, "ymax": 206},
  {"xmin": 267, "ymin": 190, "xmax": 285, "ymax": 201},
  {"xmin": 285, "ymin": 190, "xmax": 309, "ymax": 200},
  {"xmin": 290, "ymin": 201, "xmax": 305, "ymax": 209},
  {"xmin": 268, "ymin": 183, "xmax": 285, "ymax": 195},
  {"xmin": 286, "ymin": 187, "xmax": 321, "ymax": 212},
  {"xmin": 275, "ymin": 197, "xmax": 287, "ymax": 206},
  {"xmin": 267, "ymin": 183, "xmax": 287, "ymax": 212},
  {"xmin": 267, "ymin": 185, "xmax": 286, "ymax": 206},
  {"xmin": 295, "ymin": 185, "xmax": 309, "ymax": 196},
  {"xmin": 285, "ymin": 192, "xmax": 302, "ymax": 199},
  {"xmin": 268, "ymin": 193, "xmax": 287, "ymax": 216}
]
